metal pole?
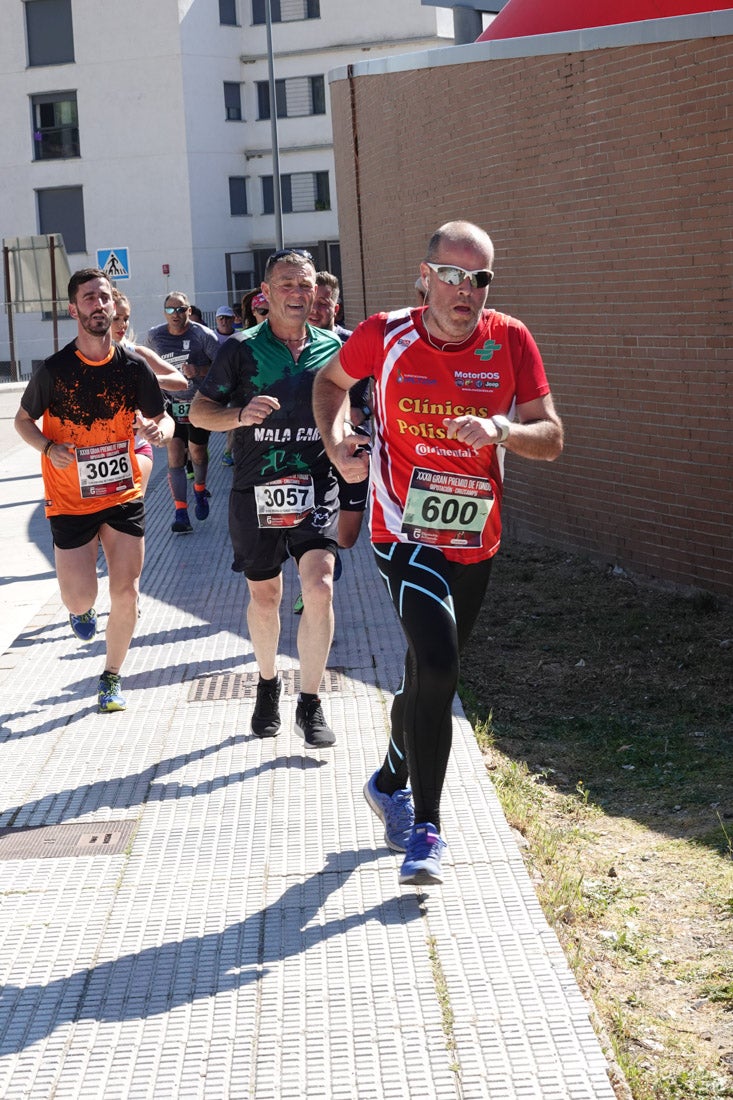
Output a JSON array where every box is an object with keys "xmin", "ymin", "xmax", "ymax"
[
  {"xmin": 50, "ymin": 235, "xmax": 59, "ymax": 353},
  {"xmin": 265, "ymin": 0, "xmax": 284, "ymax": 250},
  {"xmin": 3, "ymin": 245, "xmax": 18, "ymax": 382}
]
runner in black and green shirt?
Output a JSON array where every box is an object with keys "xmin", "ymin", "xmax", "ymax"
[{"xmin": 190, "ymin": 249, "xmax": 342, "ymax": 749}]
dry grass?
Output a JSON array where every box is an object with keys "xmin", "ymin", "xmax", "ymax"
[{"xmin": 459, "ymin": 542, "xmax": 733, "ymax": 1099}]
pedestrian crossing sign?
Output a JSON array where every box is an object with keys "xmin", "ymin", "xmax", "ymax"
[{"xmin": 96, "ymin": 247, "xmax": 130, "ymax": 281}]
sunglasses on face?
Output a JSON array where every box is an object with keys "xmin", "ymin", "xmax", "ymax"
[
  {"xmin": 266, "ymin": 247, "xmax": 314, "ymax": 265},
  {"xmin": 425, "ymin": 262, "xmax": 494, "ymax": 289},
  {"xmin": 254, "ymin": 308, "xmax": 269, "ymax": 317},
  {"xmin": 165, "ymin": 305, "xmax": 189, "ymax": 315}
]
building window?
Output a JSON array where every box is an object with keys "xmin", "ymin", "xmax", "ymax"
[
  {"xmin": 233, "ymin": 271, "xmax": 256, "ymax": 297},
  {"xmin": 229, "ymin": 177, "xmax": 248, "ymax": 216},
  {"xmin": 252, "ymin": 0, "xmax": 320, "ymax": 25},
  {"xmin": 262, "ymin": 172, "xmax": 330, "ymax": 214},
  {"xmin": 262, "ymin": 176, "xmax": 274, "ymax": 216},
  {"xmin": 257, "ymin": 76, "xmax": 325, "ymax": 120},
  {"xmin": 37, "ymin": 186, "xmax": 86, "ymax": 253},
  {"xmin": 31, "ymin": 92, "xmax": 79, "ymax": 160},
  {"xmin": 219, "ymin": 0, "xmax": 237, "ymax": 24},
  {"xmin": 224, "ymin": 82, "xmax": 243, "ymax": 121},
  {"xmin": 257, "ymin": 81, "xmax": 285, "ymax": 121},
  {"xmin": 26, "ymin": 0, "xmax": 74, "ymax": 66}
]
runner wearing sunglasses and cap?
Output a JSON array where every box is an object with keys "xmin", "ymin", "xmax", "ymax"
[
  {"xmin": 146, "ymin": 292, "xmax": 219, "ymax": 533},
  {"xmin": 313, "ymin": 220, "xmax": 564, "ymax": 885}
]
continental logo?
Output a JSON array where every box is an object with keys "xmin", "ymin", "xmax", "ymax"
[{"xmin": 416, "ymin": 443, "xmax": 474, "ymax": 458}]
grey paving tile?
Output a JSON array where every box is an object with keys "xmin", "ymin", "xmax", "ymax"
[{"xmin": 0, "ymin": 439, "xmax": 619, "ymax": 1098}]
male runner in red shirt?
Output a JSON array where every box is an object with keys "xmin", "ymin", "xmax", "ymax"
[{"xmin": 313, "ymin": 221, "xmax": 564, "ymax": 884}]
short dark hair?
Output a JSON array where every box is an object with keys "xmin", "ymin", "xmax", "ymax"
[
  {"xmin": 315, "ymin": 270, "xmax": 340, "ymax": 296},
  {"xmin": 164, "ymin": 291, "xmax": 190, "ymax": 308},
  {"xmin": 264, "ymin": 248, "xmax": 315, "ymax": 282},
  {"xmin": 68, "ymin": 268, "xmax": 108, "ymax": 303}
]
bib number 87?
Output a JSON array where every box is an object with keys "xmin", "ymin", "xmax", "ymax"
[
  {"xmin": 422, "ymin": 495, "xmax": 479, "ymax": 527},
  {"xmin": 86, "ymin": 455, "xmax": 130, "ymax": 481}
]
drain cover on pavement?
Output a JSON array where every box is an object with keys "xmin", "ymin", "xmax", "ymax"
[
  {"xmin": 187, "ymin": 667, "xmax": 346, "ymax": 702},
  {"xmin": 0, "ymin": 820, "xmax": 137, "ymax": 861}
]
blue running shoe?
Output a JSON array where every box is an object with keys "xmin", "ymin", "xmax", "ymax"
[
  {"xmin": 69, "ymin": 608, "xmax": 97, "ymax": 641},
  {"xmin": 194, "ymin": 488, "xmax": 211, "ymax": 521},
  {"xmin": 97, "ymin": 672, "xmax": 127, "ymax": 713},
  {"xmin": 363, "ymin": 771, "xmax": 414, "ymax": 852},
  {"xmin": 221, "ymin": 451, "xmax": 234, "ymax": 467},
  {"xmin": 171, "ymin": 508, "xmax": 193, "ymax": 534},
  {"xmin": 399, "ymin": 823, "xmax": 447, "ymax": 885}
]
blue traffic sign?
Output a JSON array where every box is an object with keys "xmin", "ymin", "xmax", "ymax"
[{"xmin": 97, "ymin": 247, "xmax": 130, "ymax": 280}]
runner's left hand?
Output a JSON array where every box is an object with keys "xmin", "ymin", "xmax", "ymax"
[{"xmin": 443, "ymin": 415, "xmax": 499, "ymax": 451}]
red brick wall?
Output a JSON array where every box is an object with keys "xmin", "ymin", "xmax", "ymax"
[{"xmin": 331, "ymin": 36, "xmax": 733, "ymax": 597}]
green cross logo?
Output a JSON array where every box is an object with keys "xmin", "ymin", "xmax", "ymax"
[{"xmin": 475, "ymin": 340, "xmax": 502, "ymax": 361}]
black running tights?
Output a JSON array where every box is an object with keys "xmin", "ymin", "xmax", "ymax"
[{"xmin": 373, "ymin": 542, "xmax": 493, "ymax": 830}]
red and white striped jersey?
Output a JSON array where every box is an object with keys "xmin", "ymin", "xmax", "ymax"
[{"xmin": 339, "ymin": 307, "xmax": 551, "ymax": 562}]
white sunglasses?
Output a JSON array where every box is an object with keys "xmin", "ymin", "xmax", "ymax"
[{"xmin": 425, "ymin": 262, "xmax": 494, "ymax": 289}]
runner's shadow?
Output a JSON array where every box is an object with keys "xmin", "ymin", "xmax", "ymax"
[
  {"xmin": 0, "ymin": 704, "xmax": 101, "ymax": 745},
  {"xmin": 0, "ymin": 734, "xmax": 322, "ymax": 827},
  {"xmin": 0, "ymin": 848, "xmax": 418, "ymax": 1054}
]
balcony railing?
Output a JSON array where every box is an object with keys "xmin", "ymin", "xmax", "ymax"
[{"xmin": 33, "ymin": 126, "xmax": 80, "ymax": 161}]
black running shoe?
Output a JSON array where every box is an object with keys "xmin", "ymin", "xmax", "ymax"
[
  {"xmin": 295, "ymin": 696, "xmax": 335, "ymax": 748},
  {"xmin": 251, "ymin": 676, "xmax": 281, "ymax": 738}
]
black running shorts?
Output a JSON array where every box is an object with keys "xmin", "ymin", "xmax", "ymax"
[
  {"xmin": 49, "ymin": 500, "xmax": 146, "ymax": 550},
  {"xmin": 173, "ymin": 419, "xmax": 210, "ymax": 447},
  {"xmin": 229, "ymin": 479, "xmax": 339, "ymax": 581}
]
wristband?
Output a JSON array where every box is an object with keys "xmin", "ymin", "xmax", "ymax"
[
  {"xmin": 238, "ymin": 406, "xmax": 245, "ymax": 424},
  {"xmin": 43, "ymin": 439, "xmax": 54, "ymax": 456},
  {"xmin": 491, "ymin": 414, "xmax": 511, "ymax": 444}
]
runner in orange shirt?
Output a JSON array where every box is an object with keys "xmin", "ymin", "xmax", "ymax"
[{"xmin": 14, "ymin": 268, "xmax": 174, "ymax": 712}]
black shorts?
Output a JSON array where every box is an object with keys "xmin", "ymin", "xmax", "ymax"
[
  {"xmin": 173, "ymin": 419, "xmax": 210, "ymax": 447},
  {"xmin": 49, "ymin": 500, "xmax": 146, "ymax": 550},
  {"xmin": 229, "ymin": 480, "xmax": 339, "ymax": 581}
]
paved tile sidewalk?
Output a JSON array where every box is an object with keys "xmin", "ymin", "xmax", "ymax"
[{"xmin": 0, "ymin": 435, "xmax": 620, "ymax": 1099}]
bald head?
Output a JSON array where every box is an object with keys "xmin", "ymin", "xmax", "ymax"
[{"xmin": 425, "ymin": 221, "xmax": 494, "ymax": 268}]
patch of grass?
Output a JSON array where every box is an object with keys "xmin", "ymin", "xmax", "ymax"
[
  {"xmin": 459, "ymin": 541, "xmax": 733, "ymax": 1100},
  {"xmin": 651, "ymin": 1070, "xmax": 732, "ymax": 1099}
]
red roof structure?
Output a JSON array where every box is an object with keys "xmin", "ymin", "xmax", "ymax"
[{"xmin": 477, "ymin": 0, "xmax": 732, "ymax": 41}]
